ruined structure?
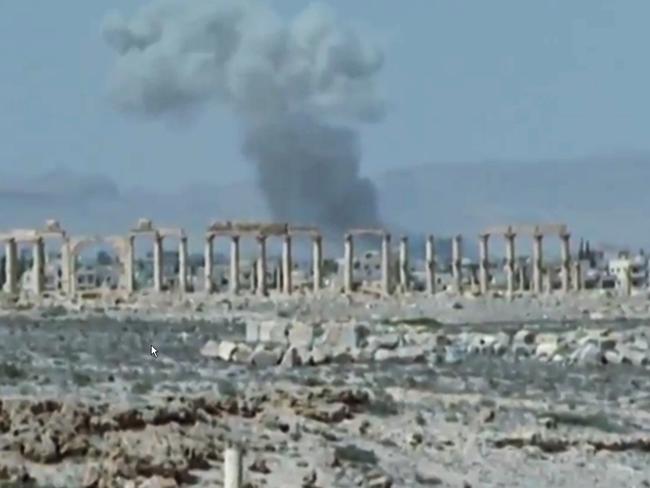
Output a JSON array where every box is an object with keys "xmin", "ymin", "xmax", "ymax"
[
  {"xmin": 205, "ymin": 221, "xmax": 323, "ymax": 296},
  {"xmin": 0, "ymin": 219, "xmax": 589, "ymax": 300},
  {"xmin": 481, "ymin": 224, "xmax": 572, "ymax": 295}
]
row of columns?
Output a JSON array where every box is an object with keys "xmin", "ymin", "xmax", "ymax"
[
  {"xmin": 475, "ymin": 231, "xmax": 578, "ymax": 295},
  {"xmin": 343, "ymin": 233, "xmax": 414, "ymax": 295},
  {"xmin": 204, "ymin": 234, "xmax": 323, "ymax": 296}
]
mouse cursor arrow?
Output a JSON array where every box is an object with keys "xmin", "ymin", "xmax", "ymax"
[{"xmin": 150, "ymin": 345, "xmax": 158, "ymax": 358}]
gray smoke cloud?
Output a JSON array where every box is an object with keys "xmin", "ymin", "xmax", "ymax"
[{"xmin": 102, "ymin": 0, "xmax": 385, "ymax": 234}]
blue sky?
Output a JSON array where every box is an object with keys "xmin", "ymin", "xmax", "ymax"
[{"xmin": 1, "ymin": 0, "xmax": 649, "ymax": 192}]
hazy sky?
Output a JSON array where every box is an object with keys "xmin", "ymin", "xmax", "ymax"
[{"xmin": 2, "ymin": 0, "xmax": 649, "ymax": 192}]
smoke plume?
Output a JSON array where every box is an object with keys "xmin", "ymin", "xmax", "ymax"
[{"xmin": 102, "ymin": 0, "xmax": 385, "ymax": 234}]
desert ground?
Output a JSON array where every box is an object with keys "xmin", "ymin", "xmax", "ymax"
[{"xmin": 1, "ymin": 290, "xmax": 650, "ymax": 487}]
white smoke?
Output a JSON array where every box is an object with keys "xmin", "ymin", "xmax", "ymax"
[{"xmin": 102, "ymin": 0, "xmax": 385, "ymax": 233}]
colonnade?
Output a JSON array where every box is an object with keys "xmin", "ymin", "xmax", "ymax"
[
  {"xmin": 1, "ymin": 219, "xmax": 590, "ymax": 299},
  {"xmin": 204, "ymin": 222, "xmax": 323, "ymax": 297}
]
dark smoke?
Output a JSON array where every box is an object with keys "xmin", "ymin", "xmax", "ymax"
[
  {"xmin": 102, "ymin": 0, "xmax": 385, "ymax": 235},
  {"xmin": 243, "ymin": 115, "xmax": 380, "ymax": 232}
]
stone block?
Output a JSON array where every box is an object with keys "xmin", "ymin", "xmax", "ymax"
[
  {"xmin": 288, "ymin": 321, "xmax": 314, "ymax": 348},
  {"xmin": 259, "ymin": 320, "xmax": 289, "ymax": 343},
  {"xmin": 250, "ymin": 344, "xmax": 282, "ymax": 367}
]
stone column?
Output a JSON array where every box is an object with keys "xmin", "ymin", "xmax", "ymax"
[
  {"xmin": 32, "ymin": 237, "xmax": 44, "ymax": 295},
  {"xmin": 153, "ymin": 234, "xmax": 163, "ymax": 292},
  {"xmin": 478, "ymin": 233, "xmax": 490, "ymax": 295},
  {"xmin": 505, "ymin": 231, "xmax": 516, "ymax": 296},
  {"xmin": 124, "ymin": 236, "xmax": 135, "ymax": 293},
  {"xmin": 452, "ymin": 234, "xmax": 463, "ymax": 293},
  {"xmin": 398, "ymin": 235, "xmax": 409, "ymax": 293},
  {"xmin": 343, "ymin": 233, "xmax": 353, "ymax": 293},
  {"xmin": 59, "ymin": 239, "xmax": 70, "ymax": 295},
  {"xmin": 4, "ymin": 239, "xmax": 18, "ymax": 294},
  {"xmin": 230, "ymin": 235, "xmax": 240, "ymax": 294},
  {"xmin": 572, "ymin": 261, "xmax": 582, "ymax": 291},
  {"xmin": 560, "ymin": 232, "xmax": 571, "ymax": 293},
  {"xmin": 425, "ymin": 235, "xmax": 436, "ymax": 295},
  {"xmin": 282, "ymin": 234, "xmax": 292, "ymax": 295},
  {"xmin": 312, "ymin": 235, "xmax": 322, "ymax": 292},
  {"xmin": 204, "ymin": 236, "xmax": 214, "ymax": 293},
  {"xmin": 380, "ymin": 233, "xmax": 391, "ymax": 295},
  {"xmin": 250, "ymin": 259, "xmax": 257, "ymax": 292},
  {"xmin": 178, "ymin": 236, "xmax": 188, "ymax": 293},
  {"xmin": 532, "ymin": 232, "xmax": 543, "ymax": 294},
  {"xmin": 256, "ymin": 235, "xmax": 267, "ymax": 296}
]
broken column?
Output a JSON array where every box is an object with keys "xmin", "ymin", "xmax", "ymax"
[
  {"xmin": 224, "ymin": 442, "xmax": 243, "ymax": 488},
  {"xmin": 204, "ymin": 236, "xmax": 214, "ymax": 293},
  {"xmin": 380, "ymin": 233, "xmax": 391, "ymax": 295},
  {"xmin": 518, "ymin": 264, "xmax": 526, "ymax": 292},
  {"xmin": 3, "ymin": 238, "xmax": 17, "ymax": 294},
  {"xmin": 124, "ymin": 235, "xmax": 135, "ymax": 293},
  {"xmin": 505, "ymin": 230, "xmax": 516, "ymax": 296},
  {"xmin": 282, "ymin": 234, "xmax": 292, "ymax": 295},
  {"xmin": 532, "ymin": 231, "xmax": 543, "ymax": 294},
  {"xmin": 32, "ymin": 237, "xmax": 44, "ymax": 295},
  {"xmin": 544, "ymin": 268, "xmax": 553, "ymax": 294},
  {"xmin": 153, "ymin": 234, "xmax": 163, "ymax": 292},
  {"xmin": 312, "ymin": 234, "xmax": 322, "ymax": 292},
  {"xmin": 452, "ymin": 234, "xmax": 463, "ymax": 293},
  {"xmin": 425, "ymin": 235, "xmax": 436, "ymax": 295},
  {"xmin": 343, "ymin": 233, "xmax": 353, "ymax": 293},
  {"xmin": 560, "ymin": 232, "xmax": 571, "ymax": 293},
  {"xmin": 478, "ymin": 233, "xmax": 490, "ymax": 295},
  {"xmin": 621, "ymin": 262, "xmax": 632, "ymax": 296},
  {"xmin": 256, "ymin": 234, "xmax": 267, "ymax": 296},
  {"xmin": 399, "ymin": 235, "xmax": 409, "ymax": 293},
  {"xmin": 230, "ymin": 235, "xmax": 240, "ymax": 294},
  {"xmin": 178, "ymin": 236, "xmax": 188, "ymax": 292}
]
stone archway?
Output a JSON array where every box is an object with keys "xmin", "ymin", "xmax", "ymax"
[{"xmin": 68, "ymin": 235, "xmax": 130, "ymax": 295}]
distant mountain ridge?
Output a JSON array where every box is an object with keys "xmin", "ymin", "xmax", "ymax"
[{"xmin": 1, "ymin": 153, "xmax": 649, "ymax": 253}]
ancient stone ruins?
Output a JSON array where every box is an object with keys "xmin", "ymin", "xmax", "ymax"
[{"xmin": 0, "ymin": 218, "xmax": 616, "ymax": 301}]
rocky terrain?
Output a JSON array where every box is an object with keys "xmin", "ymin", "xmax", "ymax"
[{"xmin": 1, "ymin": 290, "xmax": 650, "ymax": 486}]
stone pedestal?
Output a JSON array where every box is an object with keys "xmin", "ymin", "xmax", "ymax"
[
  {"xmin": 282, "ymin": 234, "xmax": 292, "ymax": 295},
  {"xmin": 505, "ymin": 232, "xmax": 516, "ymax": 296},
  {"xmin": 3, "ymin": 239, "xmax": 18, "ymax": 294},
  {"xmin": 425, "ymin": 235, "xmax": 436, "ymax": 295},
  {"xmin": 343, "ymin": 233, "xmax": 353, "ymax": 293},
  {"xmin": 380, "ymin": 233, "xmax": 391, "ymax": 295},
  {"xmin": 312, "ymin": 235, "xmax": 322, "ymax": 292},
  {"xmin": 560, "ymin": 232, "xmax": 571, "ymax": 293},
  {"xmin": 153, "ymin": 235, "xmax": 163, "ymax": 292},
  {"xmin": 32, "ymin": 238, "xmax": 44, "ymax": 295},
  {"xmin": 532, "ymin": 233, "xmax": 543, "ymax": 294},
  {"xmin": 398, "ymin": 235, "xmax": 409, "ymax": 293},
  {"xmin": 178, "ymin": 237, "xmax": 188, "ymax": 293},
  {"xmin": 204, "ymin": 236, "xmax": 214, "ymax": 293},
  {"xmin": 478, "ymin": 233, "xmax": 490, "ymax": 294},
  {"xmin": 230, "ymin": 236, "xmax": 240, "ymax": 294},
  {"xmin": 256, "ymin": 235, "xmax": 267, "ymax": 296},
  {"xmin": 452, "ymin": 235, "xmax": 462, "ymax": 293}
]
